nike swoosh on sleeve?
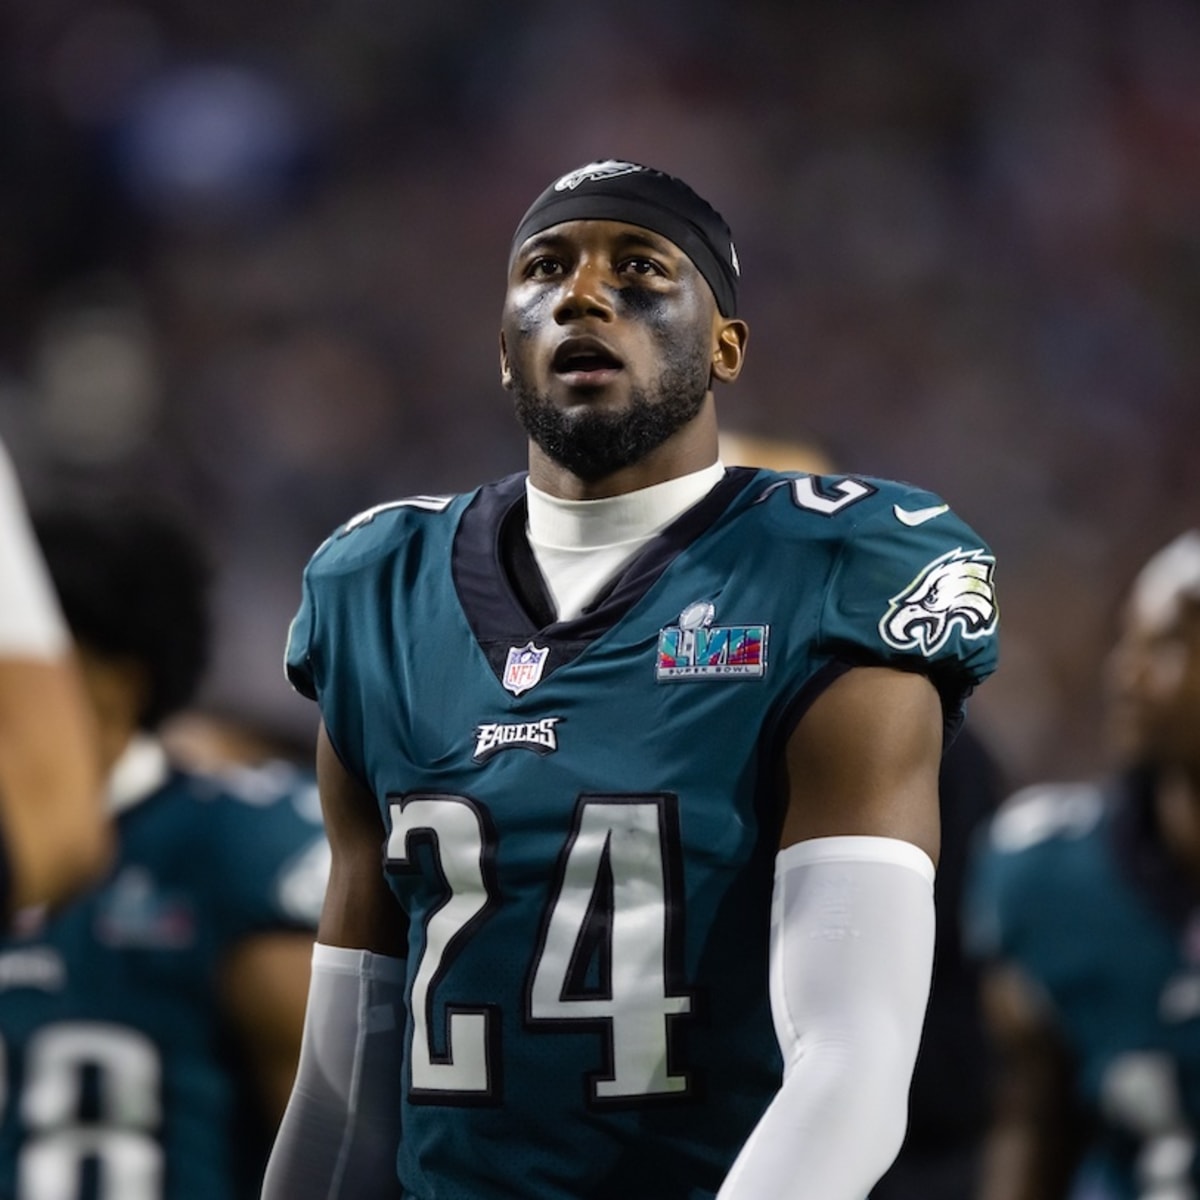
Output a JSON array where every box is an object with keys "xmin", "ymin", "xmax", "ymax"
[{"xmin": 893, "ymin": 503, "xmax": 950, "ymax": 526}]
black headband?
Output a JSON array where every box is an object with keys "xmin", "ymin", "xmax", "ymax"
[{"xmin": 509, "ymin": 160, "xmax": 740, "ymax": 316}]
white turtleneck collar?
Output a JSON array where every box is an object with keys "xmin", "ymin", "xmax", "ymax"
[
  {"xmin": 108, "ymin": 733, "xmax": 170, "ymax": 816},
  {"xmin": 525, "ymin": 462, "xmax": 726, "ymax": 621}
]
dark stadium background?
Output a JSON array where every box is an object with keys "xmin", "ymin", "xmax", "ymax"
[{"xmin": 2, "ymin": 0, "xmax": 1196, "ymax": 788}]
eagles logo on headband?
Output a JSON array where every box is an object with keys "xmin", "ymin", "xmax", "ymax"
[{"xmin": 509, "ymin": 159, "xmax": 741, "ymax": 317}]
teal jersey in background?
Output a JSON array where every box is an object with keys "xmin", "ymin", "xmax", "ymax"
[
  {"xmin": 288, "ymin": 466, "xmax": 999, "ymax": 1200},
  {"xmin": 967, "ymin": 772, "xmax": 1200, "ymax": 1199},
  {"xmin": 0, "ymin": 743, "xmax": 328, "ymax": 1200}
]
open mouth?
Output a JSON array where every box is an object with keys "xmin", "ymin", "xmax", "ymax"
[{"xmin": 552, "ymin": 337, "xmax": 623, "ymax": 384}]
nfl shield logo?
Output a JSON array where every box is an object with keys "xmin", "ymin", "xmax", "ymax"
[{"xmin": 503, "ymin": 642, "xmax": 549, "ymax": 695}]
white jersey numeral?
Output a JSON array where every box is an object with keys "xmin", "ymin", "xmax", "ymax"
[
  {"xmin": 388, "ymin": 796, "xmax": 494, "ymax": 1096},
  {"xmin": 788, "ymin": 475, "xmax": 874, "ymax": 515},
  {"xmin": 2, "ymin": 1022, "xmax": 164, "ymax": 1199},
  {"xmin": 530, "ymin": 798, "xmax": 691, "ymax": 1099},
  {"xmin": 387, "ymin": 793, "xmax": 692, "ymax": 1104},
  {"xmin": 1100, "ymin": 1052, "xmax": 1197, "ymax": 1197}
]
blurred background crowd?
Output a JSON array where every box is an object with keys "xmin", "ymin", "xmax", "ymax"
[{"xmin": 2, "ymin": 0, "xmax": 1197, "ymax": 787}]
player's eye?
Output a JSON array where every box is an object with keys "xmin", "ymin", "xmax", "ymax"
[
  {"xmin": 525, "ymin": 256, "xmax": 565, "ymax": 279},
  {"xmin": 621, "ymin": 257, "xmax": 663, "ymax": 277}
]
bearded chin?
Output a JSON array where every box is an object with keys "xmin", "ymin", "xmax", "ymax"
[{"xmin": 511, "ymin": 368, "xmax": 710, "ymax": 484}]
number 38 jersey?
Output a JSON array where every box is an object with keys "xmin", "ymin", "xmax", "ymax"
[
  {"xmin": 0, "ymin": 739, "xmax": 329, "ymax": 1200},
  {"xmin": 286, "ymin": 467, "xmax": 1000, "ymax": 1200}
]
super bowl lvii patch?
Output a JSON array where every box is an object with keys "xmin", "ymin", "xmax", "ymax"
[{"xmin": 656, "ymin": 601, "xmax": 768, "ymax": 682}]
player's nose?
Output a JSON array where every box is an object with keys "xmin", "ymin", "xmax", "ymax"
[{"xmin": 554, "ymin": 256, "xmax": 615, "ymax": 325}]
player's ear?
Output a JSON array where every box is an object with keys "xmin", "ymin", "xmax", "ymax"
[
  {"xmin": 499, "ymin": 332, "xmax": 513, "ymax": 390},
  {"xmin": 711, "ymin": 318, "xmax": 748, "ymax": 384}
]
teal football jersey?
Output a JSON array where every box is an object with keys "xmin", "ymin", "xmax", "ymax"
[
  {"xmin": 287, "ymin": 467, "xmax": 999, "ymax": 1200},
  {"xmin": 967, "ymin": 773, "xmax": 1200, "ymax": 1199},
  {"xmin": 0, "ymin": 744, "xmax": 328, "ymax": 1200}
]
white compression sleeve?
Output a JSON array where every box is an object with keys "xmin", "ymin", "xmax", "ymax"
[
  {"xmin": 717, "ymin": 836, "xmax": 936, "ymax": 1200},
  {"xmin": 261, "ymin": 943, "xmax": 407, "ymax": 1200}
]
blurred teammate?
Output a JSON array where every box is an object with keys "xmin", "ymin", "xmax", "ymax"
[
  {"xmin": 0, "ymin": 437, "xmax": 109, "ymax": 915},
  {"xmin": 264, "ymin": 158, "xmax": 1000, "ymax": 1200},
  {"xmin": 967, "ymin": 530, "xmax": 1200, "ymax": 1199},
  {"xmin": 0, "ymin": 496, "xmax": 328, "ymax": 1200},
  {"xmin": 721, "ymin": 429, "xmax": 1007, "ymax": 1200}
]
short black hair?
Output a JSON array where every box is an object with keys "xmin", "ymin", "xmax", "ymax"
[{"xmin": 33, "ymin": 495, "xmax": 214, "ymax": 730}]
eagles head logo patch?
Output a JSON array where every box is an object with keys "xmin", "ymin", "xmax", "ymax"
[
  {"xmin": 553, "ymin": 160, "xmax": 644, "ymax": 191},
  {"xmin": 879, "ymin": 548, "xmax": 998, "ymax": 656}
]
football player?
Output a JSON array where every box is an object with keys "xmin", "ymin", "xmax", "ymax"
[
  {"xmin": 264, "ymin": 159, "xmax": 1000, "ymax": 1200},
  {"xmin": 968, "ymin": 530, "xmax": 1200, "ymax": 1199},
  {"xmin": 0, "ymin": 496, "xmax": 329, "ymax": 1200}
]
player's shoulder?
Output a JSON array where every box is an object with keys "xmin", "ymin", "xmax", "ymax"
[
  {"xmin": 127, "ymin": 763, "xmax": 308, "ymax": 864},
  {"xmin": 185, "ymin": 759, "xmax": 320, "ymax": 825},
  {"xmin": 178, "ymin": 762, "xmax": 328, "ymax": 926},
  {"xmin": 743, "ymin": 468, "xmax": 998, "ymax": 666},
  {"xmin": 986, "ymin": 780, "xmax": 1109, "ymax": 861},
  {"xmin": 747, "ymin": 468, "xmax": 982, "ymax": 544},
  {"xmin": 967, "ymin": 780, "xmax": 1118, "ymax": 962},
  {"xmin": 303, "ymin": 490, "xmax": 468, "ymax": 579}
]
